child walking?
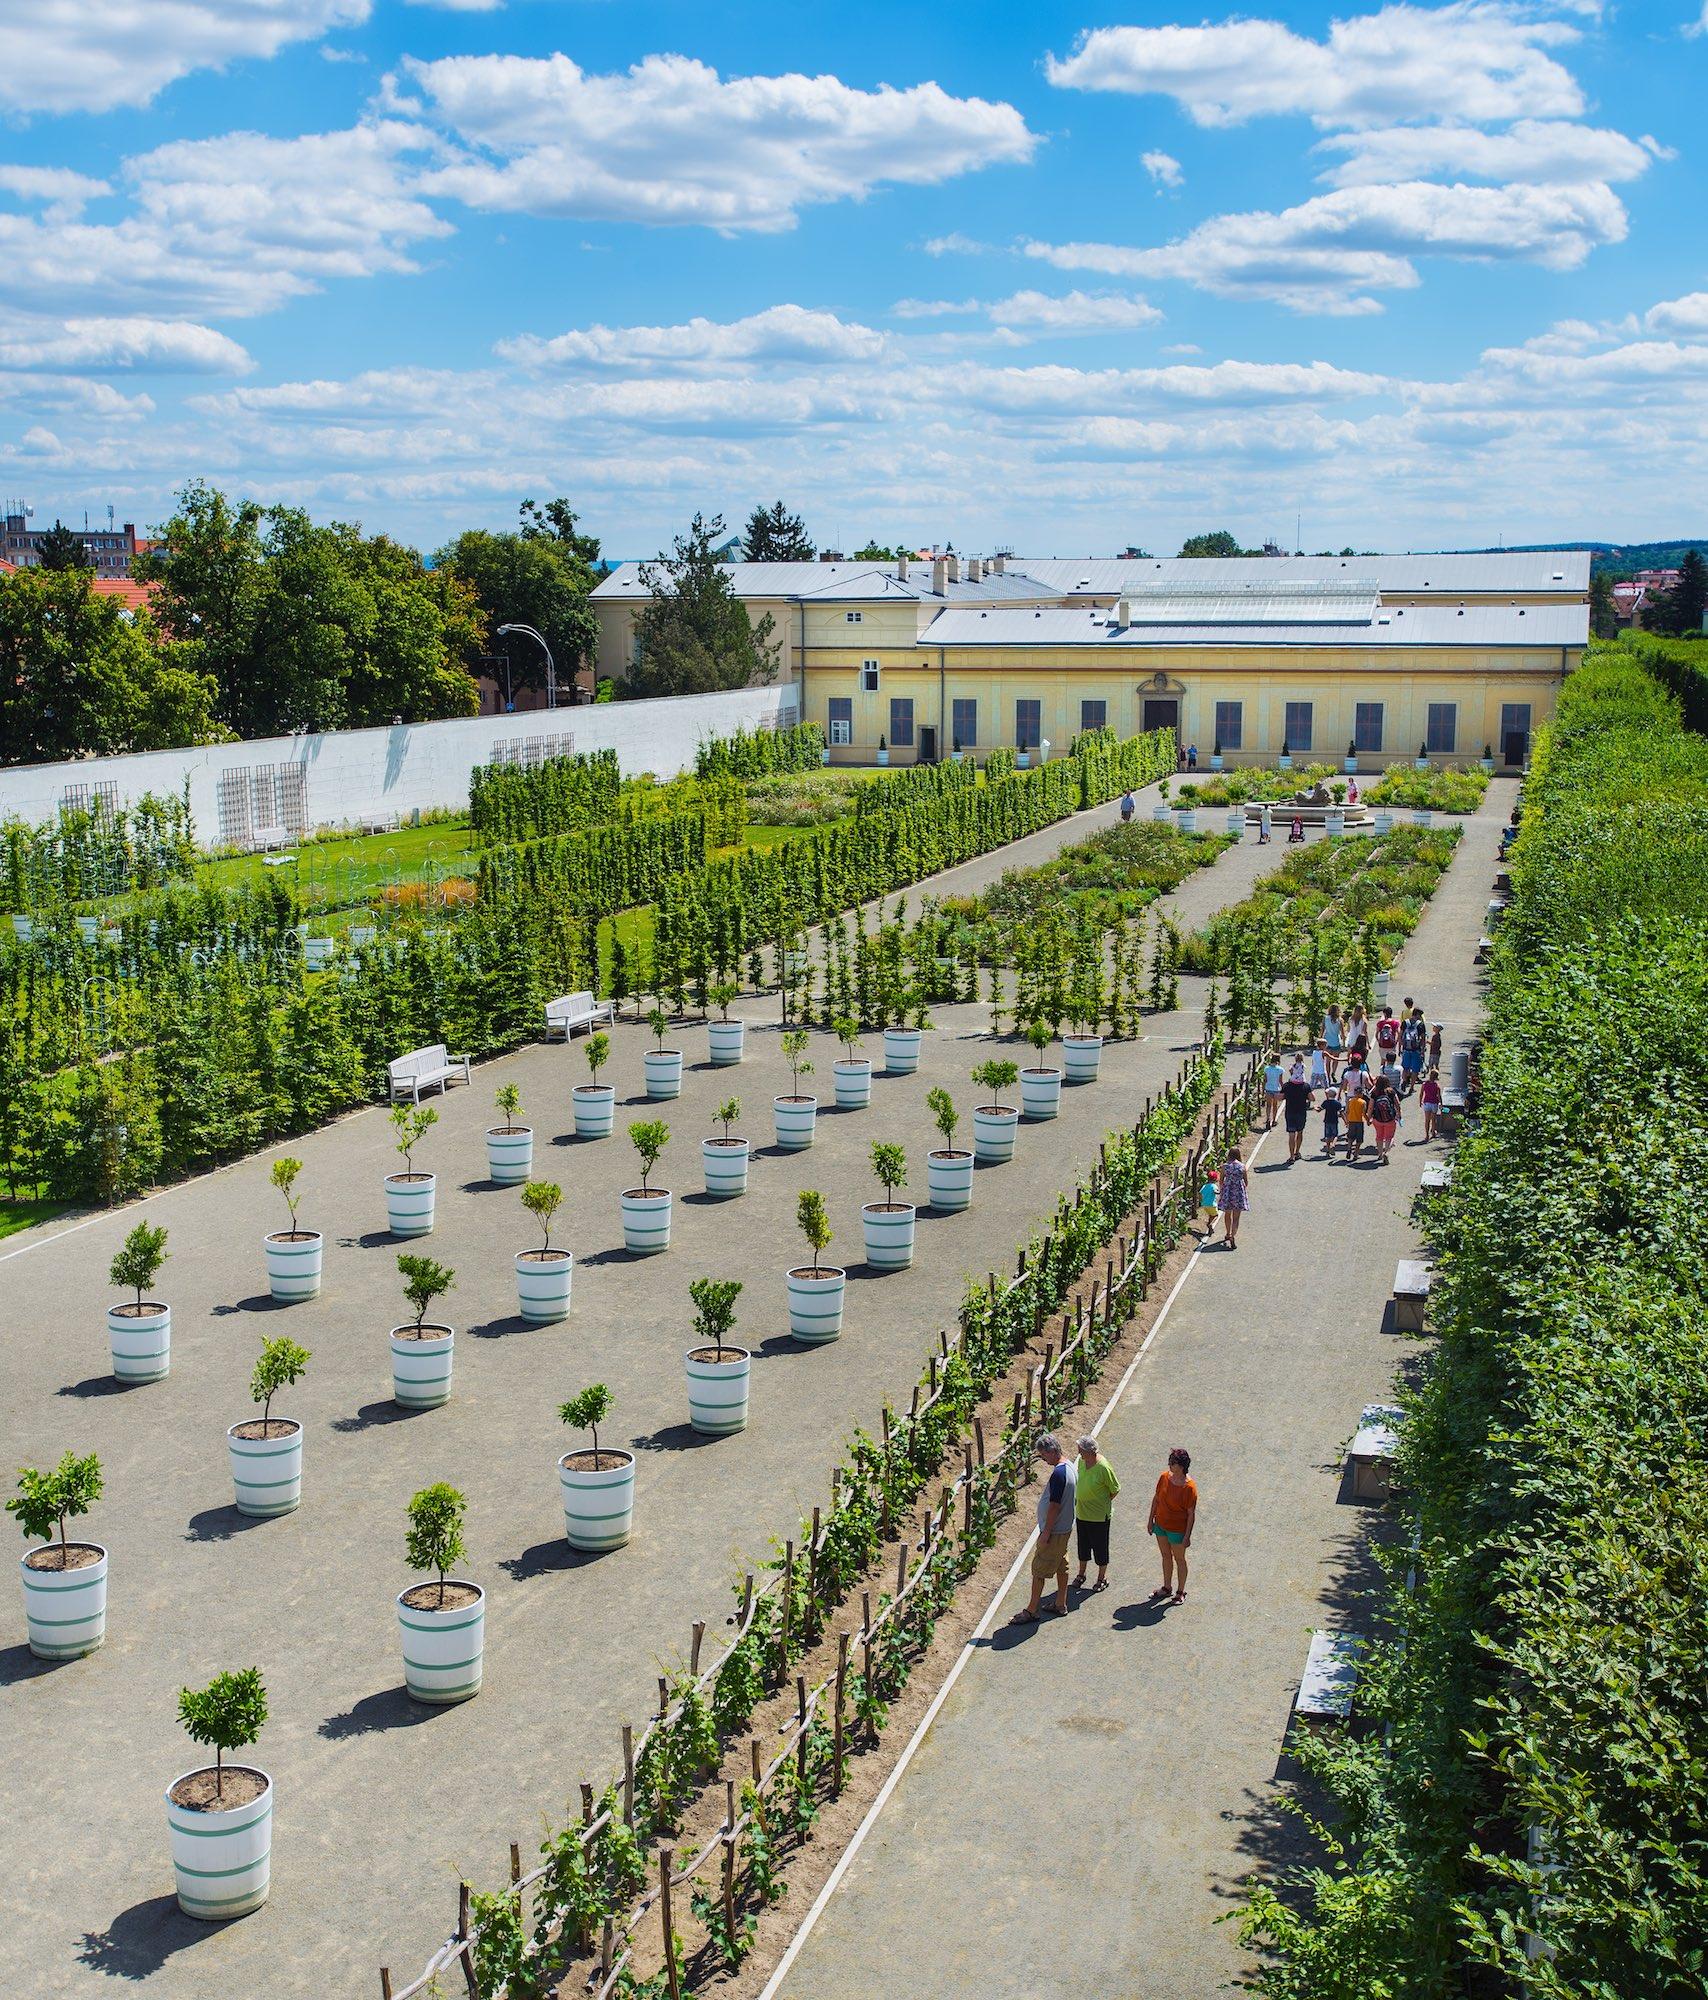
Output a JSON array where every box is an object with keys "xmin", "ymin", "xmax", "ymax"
[
  {"xmin": 1198, "ymin": 1167, "xmax": 1220, "ymax": 1240},
  {"xmin": 1320, "ymin": 1080, "xmax": 1343, "ymax": 1155}
]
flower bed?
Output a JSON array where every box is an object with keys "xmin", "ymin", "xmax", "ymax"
[
  {"xmin": 1173, "ymin": 764, "xmax": 1338, "ymax": 807},
  {"xmin": 1361, "ymin": 763, "xmax": 1489, "ymax": 813}
]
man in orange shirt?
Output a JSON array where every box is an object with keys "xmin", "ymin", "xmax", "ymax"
[{"xmin": 1147, "ymin": 1447, "xmax": 1198, "ymax": 1605}]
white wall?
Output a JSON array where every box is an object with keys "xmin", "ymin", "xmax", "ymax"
[{"xmin": 0, "ymin": 685, "xmax": 799, "ymax": 841}]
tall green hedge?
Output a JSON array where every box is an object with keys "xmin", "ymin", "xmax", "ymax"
[
  {"xmin": 1234, "ymin": 646, "xmax": 1708, "ymax": 1997},
  {"xmin": 694, "ymin": 720, "xmax": 824, "ymax": 780},
  {"xmin": 0, "ymin": 790, "xmax": 197, "ymax": 915},
  {"xmin": 468, "ymin": 748, "xmax": 622, "ymax": 844}
]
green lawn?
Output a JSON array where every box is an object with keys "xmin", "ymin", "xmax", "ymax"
[
  {"xmin": 195, "ymin": 819, "xmax": 480, "ymax": 912},
  {"xmin": 0, "ymin": 1198, "xmax": 67, "ymax": 1242}
]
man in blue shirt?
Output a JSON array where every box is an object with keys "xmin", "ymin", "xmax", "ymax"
[{"xmin": 1011, "ymin": 1432, "xmax": 1077, "ymax": 1624}]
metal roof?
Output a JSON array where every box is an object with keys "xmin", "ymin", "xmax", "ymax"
[
  {"xmin": 592, "ymin": 559, "xmax": 1051, "ymax": 603},
  {"xmin": 1008, "ymin": 552, "xmax": 1591, "ymax": 595},
  {"xmin": 919, "ymin": 603, "xmax": 1590, "ymax": 649}
]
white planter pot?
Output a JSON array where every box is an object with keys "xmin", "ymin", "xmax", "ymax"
[
  {"xmin": 397, "ymin": 1582, "xmax": 485, "ymax": 1704},
  {"xmin": 1211, "ymin": 754, "xmax": 1224, "ymax": 771},
  {"xmin": 644, "ymin": 1049, "xmax": 683, "ymax": 1100},
  {"xmin": 385, "ymin": 1171, "xmax": 436, "ymax": 1237},
  {"xmin": 1062, "ymin": 1035, "xmax": 1103, "ymax": 1083},
  {"xmin": 833, "ymin": 1059, "xmax": 872, "ymax": 1109},
  {"xmin": 773, "ymin": 1095, "xmax": 818, "ymax": 1150},
  {"xmin": 1480, "ymin": 757, "xmax": 1495, "ymax": 774},
  {"xmin": 573, "ymin": 1083, "xmax": 615, "ymax": 1138},
  {"xmin": 787, "ymin": 1267, "xmax": 846, "ymax": 1343},
  {"xmin": 951, "ymin": 750, "xmax": 964, "ymax": 763},
  {"xmin": 227, "ymin": 1420, "xmax": 303, "ymax": 1518},
  {"xmin": 862, "ymin": 1201, "xmax": 917, "ymax": 1270},
  {"xmin": 20, "ymin": 1543, "xmax": 107, "ymax": 1659},
  {"xmin": 1279, "ymin": 755, "xmax": 1293, "ymax": 771},
  {"xmin": 108, "ymin": 1303, "xmax": 170, "ymax": 1384},
  {"xmin": 620, "ymin": 1188, "xmax": 672, "ymax": 1254},
  {"xmin": 883, "ymin": 1027, "xmax": 922, "ymax": 1074},
  {"xmin": 1344, "ymin": 757, "xmax": 1358, "ymax": 774},
  {"xmin": 1373, "ymin": 810, "xmax": 1395, "ymax": 834},
  {"xmin": 390, "ymin": 1324, "xmax": 454, "ymax": 1409},
  {"xmin": 819, "ymin": 749, "xmax": 831, "ymax": 767},
  {"xmin": 1015, "ymin": 751, "xmax": 1030, "ymax": 770},
  {"xmin": 972, "ymin": 1105, "xmax": 1019, "ymax": 1162},
  {"xmin": 1414, "ymin": 756, "xmax": 1429, "ymax": 770},
  {"xmin": 685, "ymin": 1347, "xmax": 751, "ymax": 1436},
  {"xmin": 783, "ymin": 950, "xmax": 810, "ymax": 978},
  {"xmin": 263, "ymin": 1230, "xmax": 322, "ymax": 1302},
  {"xmin": 302, "ymin": 935, "xmax": 332, "ymax": 971},
  {"xmin": 1374, "ymin": 972, "xmax": 1392, "ymax": 1006},
  {"xmin": 702, "ymin": 1136, "xmax": 750, "ymax": 1197},
  {"xmin": 926, "ymin": 1150, "xmax": 973, "ymax": 1212},
  {"xmin": 1326, "ymin": 809, "xmax": 1346, "ymax": 836},
  {"xmin": 515, "ymin": 1249, "xmax": 573, "ymax": 1324},
  {"xmin": 485, "ymin": 1126, "xmax": 533, "ymax": 1185},
  {"xmin": 1021, "ymin": 1068, "xmax": 1063, "ymax": 1119},
  {"xmin": 559, "ymin": 1450, "xmax": 635, "ymax": 1552},
  {"xmin": 1410, "ymin": 808, "xmax": 1433, "ymax": 826},
  {"xmin": 166, "ymin": 1765, "xmax": 273, "ymax": 1919},
  {"xmin": 707, "ymin": 1019, "xmax": 746, "ymax": 1066},
  {"xmin": 1152, "ymin": 803, "xmax": 1171, "ymax": 822},
  {"xmin": 1175, "ymin": 807, "xmax": 1197, "ymax": 835},
  {"xmin": 876, "ymin": 748, "xmax": 889, "ymax": 767},
  {"xmin": 1226, "ymin": 807, "xmax": 1244, "ymax": 836}
]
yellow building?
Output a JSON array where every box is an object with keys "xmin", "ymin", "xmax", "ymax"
[{"xmin": 591, "ymin": 550, "xmax": 1589, "ymax": 769}]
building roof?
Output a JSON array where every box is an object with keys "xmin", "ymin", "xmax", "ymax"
[
  {"xmin": 592, "ymin": 558, "xmax": 1051, "ymax": 603},
  {"xmin": 90, "ymin": 576, "xmax": 156, "ymax": 614},
  {"xmin": 1009, "ymin": 552, "xmax": 1591, "ymax": 595},
  {"xmin": 919, "ymin": 602, "xmax": 1590, "ymax": 649}
]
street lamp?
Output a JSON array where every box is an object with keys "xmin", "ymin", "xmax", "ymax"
[{"xmin": 495, "ymin": 623, "xmax": 557, "ymax": 710}]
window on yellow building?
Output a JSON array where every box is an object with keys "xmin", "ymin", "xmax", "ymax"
[
  {"xmin": 1079, "ymin": 698, "xmax": 1107, "ymax": 732},
  {"xmin": 1354, "ymin": 701, "xmax": 1384, "ymax": 753},
  {"xmin": 1214, "ymin": 700, "xmax": 1243, "ymax": 751},
  {"xmin": 951, "ymin": 697, "xmax": 977, "ymax": 749},
  {"xmin": 889, "ymin": 698, "xmax": 914, "ymax": 748},
  {"xmin": 1016, "ymin": 699, "xmax": 1041, "ymax": 750},
  {"xmin": 1426, "ymin": 702, "xmax": 1457, "ymax": 754},
  {"xmin": 828, "ymin": 697, "xmax": 852, "ymax": 745},
  {"xmin": 1284, "ymin": 700, "xmax": 1313, "ymax": 754}
]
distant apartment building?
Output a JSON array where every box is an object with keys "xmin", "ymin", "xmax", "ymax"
[
  {"xmin": 2, "ymin": 511, "xmax": 142, "ymax": 576},
  {"xmin": 1610, "ymin": 569, "xmax": 1680, "ymax": 627}
]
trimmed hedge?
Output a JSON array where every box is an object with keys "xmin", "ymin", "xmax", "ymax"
[{"xmin": 694, "ymin": 720, "xmax": 824, "ymax": 780}]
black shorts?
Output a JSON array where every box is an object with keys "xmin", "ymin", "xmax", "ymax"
[
  {"xmin": 1076, "ymin": 1518, "xmax": 1110, "ymax": 1565},
  {"xmin": 1284, "ymin": 1112, "xmax": 1308, "ymax": 1133}
]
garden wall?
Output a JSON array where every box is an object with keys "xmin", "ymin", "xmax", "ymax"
[{"xmin": 0, "ymin": 687, "xmax": 797, "ymax": 842}]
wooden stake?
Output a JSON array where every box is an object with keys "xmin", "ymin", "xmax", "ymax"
[
  {"xmin": 721, "ymin": 1829, "xmax": 738, "ymax": 1954},
  {"xmin": 796, "ymin": 1675, "xmax": 810, "ymax": 1788},
  {"xmin": 834, "ymin": 1631, "xmax": 850, "ymax": 1790},
  {"xmin": 780, "ymin": 1540, "xmax": 794, "ymax": 1669},
  {"xmin": 974, "ymin": 1416, "xmax": 987, "ymax": 1465},
  {"xmin": 659, "ymin": 1851, "xmax": 680, "ymax": 2000},
  {"xmin": 580, "ymin": 1781, "xmax": 594, "ymax": 1826},
  {"xmin": 896, "ymin": 1539, "xmax": 908, "ymax": 1595},
  {"xmin": 807, "ymin": 1509, "xmax": 821, "ymax": 1631},
  {"xmin": 379, "ymin": 1973, "xmax": 392, "ymax": 2000},
  {"xmin": 457, "ymin": 1884, "xmax": 478, "ymax": 2000},
  {"xmin": 691, "ymin": 1619, "xmax": 705, "ymax": 1677},
  {"xmin": 622, "ymin": 1723, "xmax": 635, "ymax": 1827},
  {"xmin": 601, "ymin": 1918, "xmax": 614, "ymax": 1982},
  {"xmin": 751, "ymin": 1736, "xmax": 763, "ymax": 1788},
  {"xmin": 509, "ymin": 1841, "xmax": 521, "ymax": 1884}
]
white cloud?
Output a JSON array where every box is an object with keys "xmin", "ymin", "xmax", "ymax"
[
  {"xmin": 500, "ymin": 304, "xmax": 890, "ymax": 371},
  {"xmin": 1316, "ymin": 119, "xmax": 1654, "ymax": 187},
  {"xmin": 0, "ymin": 316, "xmax": 252, "ymax": 373},
  {"xmin": 1162, "ymin": 342, "xmax": 1202, "ymax": 355},
  {"xmin": 1045, "ymin": 4, "xmax": 1586, "ymax": 130},
  {"xmin": 401, "ymin": 53, "xmax": 1035, "ymax": 232},
  {"xmin": 0, "ymin": 167, "xmax": 111, "ymax": 218},
  {"xmin": 405, "ymin": 0, "xmax": 502, "ymax": 9},
  {"xmin": 1142, "ymin": 150, "xmax": 1183, "ymax": 188},
  {"xmin": 923, "ymin": 232, "xmax": 991, "ymax": 256},
  {"xmin": 890, "ymin": 290, "xmax": 1162, "ymax": 334},
  {"xmin": 1023, "ymin": 179, "xmax": 1627, "ymax": 314},
  {"xmin": 1, "ymin": 0, "xmax": 370, "ymax": 116},
  {"xmin": 1645, "ymin": 292, "xmax": 1708, "ymax": 335}
]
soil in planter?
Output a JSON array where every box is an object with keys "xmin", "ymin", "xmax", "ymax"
[
  {"xmin": 266, "ymin": 1231, "xmax": 320, "ymax": 1244},
  {"xmin": 776, "ymin": 1095, "xmax": 815, "ymax": 1104},
  {"xmin": 788, "ymin": 1266, "xmax": 841, "ymax": 1282},
  {"xmin": 400, "ymin": 1581, "xmax": 482, "ymax": 1613},
  {"xmin": 387, "ymin": 1172, "xmax": 433, "ymax": 1185},
  {"xmin": 704, "ymin": 1138, "xmax": 746, "ymax": 1148},
  {"xmin": 929, "ymin": 1149, "xmax": 972, "ymax": 1160},
  {"xmin": 688, "ymin": 1345, "xmax": 745, "ymax": 1365},
  {"xmin": 864, "ymin": 1201, "xmax": 913, "ymax": 1213},
  {"xmin": 976, "ymin": 1104, "xmax": 1017, "ymax": 1117},
  {"xmin": 516, "ymin": 1249, "xmax": 572, "ymax": 1264},
  {"xmin": 561, "ymin": 1449, "xmax": 632, "ymax": 1474},
  {"xmin": 394, "ymin": 1321, "xmax": 454, "ymax": 1342},
  {"xmin": 488, "ymin": 1126, "xmax": 532, "ymax": 1139},
  {"xmin": 23, "ymin": 1542, "xmax": 102, "ymax": 1573},
  {"xmin": 622, "ymin": 1189, "xmax": 670, "ymax": 1201},
  {"xmin": 170, "ymin": 1766, "xmax": 269, "ymax": 1814},
  {"xmin": 110, "ymin": 1302, "xmax": 166, "ymax": 1318},
  {"xmin": 574, "ymin": 1084, "xmax": 614, "ymax": 1095},
  {"xmin": 231, "ymin": 1418, "xmax": 300, "ymax": 1441}
]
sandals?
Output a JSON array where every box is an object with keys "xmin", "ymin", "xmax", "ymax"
[
  {"xmin": 1008, "ymin": 1609, "xmax": 1039, "ymax": 1627},
  {"xmin": 1089, "ymin": 1579, "xmax": 1109, "ymax": 1595},
  {"xmin": 1172, "ymin": 1589, "xmax": 1187, "ymax": 1604}
]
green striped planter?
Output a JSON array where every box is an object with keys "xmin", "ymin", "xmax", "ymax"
[
  {"xmin": 702, "ymin": 1137, "xmax": 749, "ymax": 1198},
  {"xmin": 515, "ymin": 1249, "xmax": 573, "ymax": 1324},
  {"xmin": 773, "ymin": 1095, "xmax": 817, "ymax": 1150},
  {"xmin": 787, "ymin": 1267, "xmax": 845, "ymax": 1344},
  {"xmin": 620, "ymin": 1189, "xmax": 672, "ymax": 1254},
  {"xmin": 108, "ymin": 1302, "xmax": 170, "ymax": 1384},
  {"xmin": 384, "ymin": 1172, "xmax": 436, "ymax": 1237},
  {"xmin": 1373, "ymin": 809, "xmax": 1395, "ymax": 834},
  {"xmin": 644, "ymin": 1050, "xmax": 683, "ymax": 1100},
  {"xmin": 397, "ymin": 1583, "xmax": 484, "ymax": 1703},
  {"xmin": 707, "ymin": 1020, "xmax": 746, "ymax": 1066},
  {"xmin": 559, "ymin": 1450, "xmax": 636, "ymax": 1552},
  {"xmin": 166, "ymin": 1766, "xmax": 273, "ymax": 1920},
  {"xmin": 263, "ymin": 1230, "xmax": 323, "ymax": 1302},
  {"xmin": 973, "ymin": 1106, "xmax": 1019, "ymax": 1163},
  {"xmin": 883, "ymin": 1027, "xmax": 922, "ymax": 1074},
  {"xmin": 685, "ymin": 1348, "xmax": 751, "ymax": 1436},
  {"xmin": 485, "ymin": 1126, "xmax": 534, "ymax": 1185},
  {"xmin": 1021, "ymin": 1068, "xmax": 1063, "ymax": 1120},
  {"xmin": 227, "ymin": 1420, "xmax": 303, "ymax": 1517},
  {"xmin": 926, "ymin": 1150, "xmax": 974, "ymax": 1212},
  {"xmin": 1063, "ymin": 1036, "xmax": 1103, "ymax": 1084},
  {"xmin": 861, "ymin": 1202, "xmax": 916, "ymax": 1271},
  {"xmin": 19, "ymin": 1544, "xmax": 107, "ymax": 1659},
  {"xmin": 833, "ymin": 1060, "xmax": 872, "ymax": 1109},
  {"xmin": 573, "ymin": 1084, "xmax": 615, "ymax": 1138},
  {"xmin": 390, "ymin": 1324, "xmax": 454, "ymax": 1409}
]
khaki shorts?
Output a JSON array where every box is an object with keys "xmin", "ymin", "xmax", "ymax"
[{"xmin": 1030, "ymin": 1530, "xmax": 1071, "ymax": 1582}]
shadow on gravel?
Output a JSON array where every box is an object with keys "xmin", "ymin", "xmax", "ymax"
[
  {"xmin": 57, "ymin": 1375, "xmax": 131, "ymax": 1399},
  {"xmin": 319, "ymin": 1686, "xmax": 448, "ymax": 1739},
  {"xmin": 211, "ymin": 1293, "xmax": 288, "ymax": 1316},
  {"xmin": 630, "ymin": 1421, "xmax": 722, "ymax": 1453},
  {"xmin": 330, "ymin": 1400, "xmax": 429, "ymax": 1433},
  {"xmin": 0, "ymin": 1641, "xmax": 65, "ymax": 1686},
  {"xmin": 468, "ymin": 1314, "xmax": 534, "ymax": 1340},
  {"xmin": 184, "ymin": 1505, "xmax": 267, "ymax": 1543},
  {"xmin": 78, "ymin": 1895, "xmax": 216, "ymax": 1979},
  {"xmin": 499, "ymin": 1537, "xmax": 608, "ymax": 1583},
  {"xmin": 343, "ymin": 1230, "xmax": 400, "ymax": 1249}
]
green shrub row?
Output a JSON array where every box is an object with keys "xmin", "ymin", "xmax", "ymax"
[
  {"xmin": 0, "ymin": 790, "xmax": 198, "ymax": 915},
  {"xmin": 467, "ymin": 747, "xmax": 622, "ymax": 845},
  {"xmin": 1233, "ymin": 645, "xmax": 1708, "ymax": 1996},
  {"xmin": 694, "ymin": 719, "xmax": 825, "ymax": 780}
]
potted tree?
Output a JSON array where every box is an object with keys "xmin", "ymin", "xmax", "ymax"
[
  {"xmin": 486, "ymin": 1082, "xmax": 533, "ymax": 1185},
  {"xmin": 1211, "ymin": 738, "xmax": 1224, "ymax": 773},
  {"xmin": 643, "ymin": 1007, "xmax": 683, "ymax": 1100},
  {"xmin": 1344, "ymin": 736, "xmax": 1358, "ymax": 776},
  {"xmin": 1481, "ymin": 742, "xmax": 1496, "ymax": 773},
  {"xmin": 925, "ymin": 1087, "xmax": 972, "ymax": 1213},
  {"xmin": 1020, "ymin": 1020, "xmax": 1063, "ymax": 1119},
  {"xmin": 1153, "ymin": 777, "xmax": 1172, "ymax": 823},
  {"xmin": 574, "ymin": 1030, "xmax": 616, "ymax": 1138},
  {"xmin": 166, "ymin": 1668, "xmax": 273, "ymax": 1918},
  {"xmin": 1062, "ymin": 1000, "xmax": 1104, "ymax": 1084},
  {"xmin": 396, "ymin": 1483, "xmax": 483, "ymax": 1704},
  {"xmin": 787, "ymin": 1189, "xmax": 845, "ymax": 1343},
  {"xmin": 702, "ymin": 1096, "xmax": 749, "ymax": 1198},
  {"xmin": 707, "ymin": 983, "xmax": 745, "ymax": 1066},
  {"xmin": 390, "ymin": 1254, "xmax": 456, "ymax": 1408},
  {"xmin": 861, "ymin": 1141, "xmax": 916, "ymax": 1269},
  {"xmin": 385, "ymin": 1104, "xmax": 438, "ymax": 1236},
  {"xmin": 1278, "ymin": 739, "xmax": 1293, "ymax": 772},
  {"xmin": 263, "ymin": 1156, "xmax": 322, "ymax": 1302},
  {"xmin": 1415, "ymin": 740, "xmax": 1430, "ymax": 770},
  {"xmin": 882, "ymin": 992, "xmax": 924, "ymax": 1075},
  {"xmin": 773, "ymin": 1028, "xmax": 817, "ymax": 1149},
  {"xmin": 228, "ymin": 1335, "xmax": 310, "ymax": 1518},
  {"xmin": 1175, "ymin": 791, "xmax": 1198, "ymax": 834},
  {"xmin": 971, "ymin": 1057, "xmax": 1021, "ymax": 1162},
  {"xmin": 515, "ymin": 1180, "xmax": 572, "ymax": 1322},
  {"xmin": 875, "ymin": 731, "xmax": 889, "ymax": 769},
  {"xmin": 684, "ymin": 1278, "xmax": 751, "ymax": 1436},
  {"xmin": 951, "ymin": 737, "xmax": 964, "ymax": 764},
  {"xmin": 10, "ymin": 1450, "xmax": 106, "ymax": 1659},
  {"xmin": 831, "ymin": 1015, "xmax": 872, "ymax": 1108},
  {"xmin": 621, "ymin": 1120, "xmax": 673, "ymax": 1252},
  {"xmin": 558, "ymin": 1384, "xmax": 634, "ymax": 1552},
  {"xmin": 108, "ymin": 1221, "xmax": 170, "ymax": 1384}
]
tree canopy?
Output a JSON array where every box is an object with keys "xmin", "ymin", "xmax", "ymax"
[
  {"xmin": 1640, "ymin": 548, "xmax": 1708, "ymax": 637},
  {"xmin": 1177, "ymin": 530, "xmax": 1252, "ymax": 559},
  {"xmin": 629, "ymin": 513, "xmax": 780, "ymax": 698},
  {"xmin": 34, "ymin": 522, "xmax": 92, "ymax": 572},
  {"xmin": 742, "ymin": 500, "xmax": 814, "ymax": 562},
  {"xmin": 437, "ymin": 500, "xmax": 602, "ymax": 700}
]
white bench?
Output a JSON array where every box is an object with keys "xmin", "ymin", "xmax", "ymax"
[
  {"xmin": 1392, "ymin": 1258, "xmax": 1433, "ymax": 1333},
  {"xmin": 1294, "ymin": 1631, "xmax": 1360, "ymax": 1728},
  {"xmin": 1418, "ymin": 1161, "xmax": 1453, "ymax": 1193},
  {"xmin": 347, "ymin": 926, "xmax": 376, "ymax": 949},
  {"xmin": 543, "ymin": 991, "xmax": 615, "ymax": 1040},
  {"xmin": 10, "ymin": 915, "xmax": 32, "ymax": 941},
  {"xmin": 1348, "ymin": 1403, "xmax": 1403, "ymax": 1502},
  {"xmin": 251, "ymin": 824, "xmax": 291, "ymax": 854},
  {"xmin": 388, "ymin": 1043, "xmax": 471, "ymax": 1103}
]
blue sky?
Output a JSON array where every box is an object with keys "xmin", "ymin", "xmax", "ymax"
[{"xmin": 1, "ymin": 0, "xmax": 1705, "ymax": 556}]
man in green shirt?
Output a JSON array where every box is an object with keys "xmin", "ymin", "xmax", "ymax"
[{"xmin": 1071, "ymin": 1436, "xmax": 1120, "ymax": 1593}]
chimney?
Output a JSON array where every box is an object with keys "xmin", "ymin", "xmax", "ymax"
[
  {"xmin": 945, "ymin": 553, "xmax": 961, "ymax": 584},
  {"xmin": 932, "ymin": 555, "xmax": 947, "ymax": 595},
  {"xmin": 897, "ymin": 554, "xmax": 909, "ymax": 581},
  {"xmin": 991, "ymin": 554, "xmax": 1005, "ymax": 574},
  {"xmin": 1115, "ymin": 598, "xmax": 1131, "ymax": 630},
  {"xmin": 968, "ymin": 557, "xmax": 983, "ymax": 583}
]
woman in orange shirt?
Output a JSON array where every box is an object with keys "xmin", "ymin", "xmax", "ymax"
[{"xmin": 1147, "ymin": 1447, "xmax": 1198, "ymax": 1605}]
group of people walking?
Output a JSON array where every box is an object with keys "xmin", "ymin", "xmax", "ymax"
[
  {"xmin": 1253, "ymin": 999, "xmax": 1447, "ymax": 1167},
  {"xmin": 1011, "ymin": 1436, "xmax": 1198, "ymax": 1623}
]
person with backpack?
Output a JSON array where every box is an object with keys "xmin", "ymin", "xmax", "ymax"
[
  {"xmin": 1399, "ymin": 1006, "xmax": 1427, "ymax": 1094},
  {"xmin": 1375, "ymin": 1006, "xmax": 1400, "ymax": 1068},
  {"xmin": 1369, "ymin": 1075, "xmax": 1402, "ymax": 1163}
]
